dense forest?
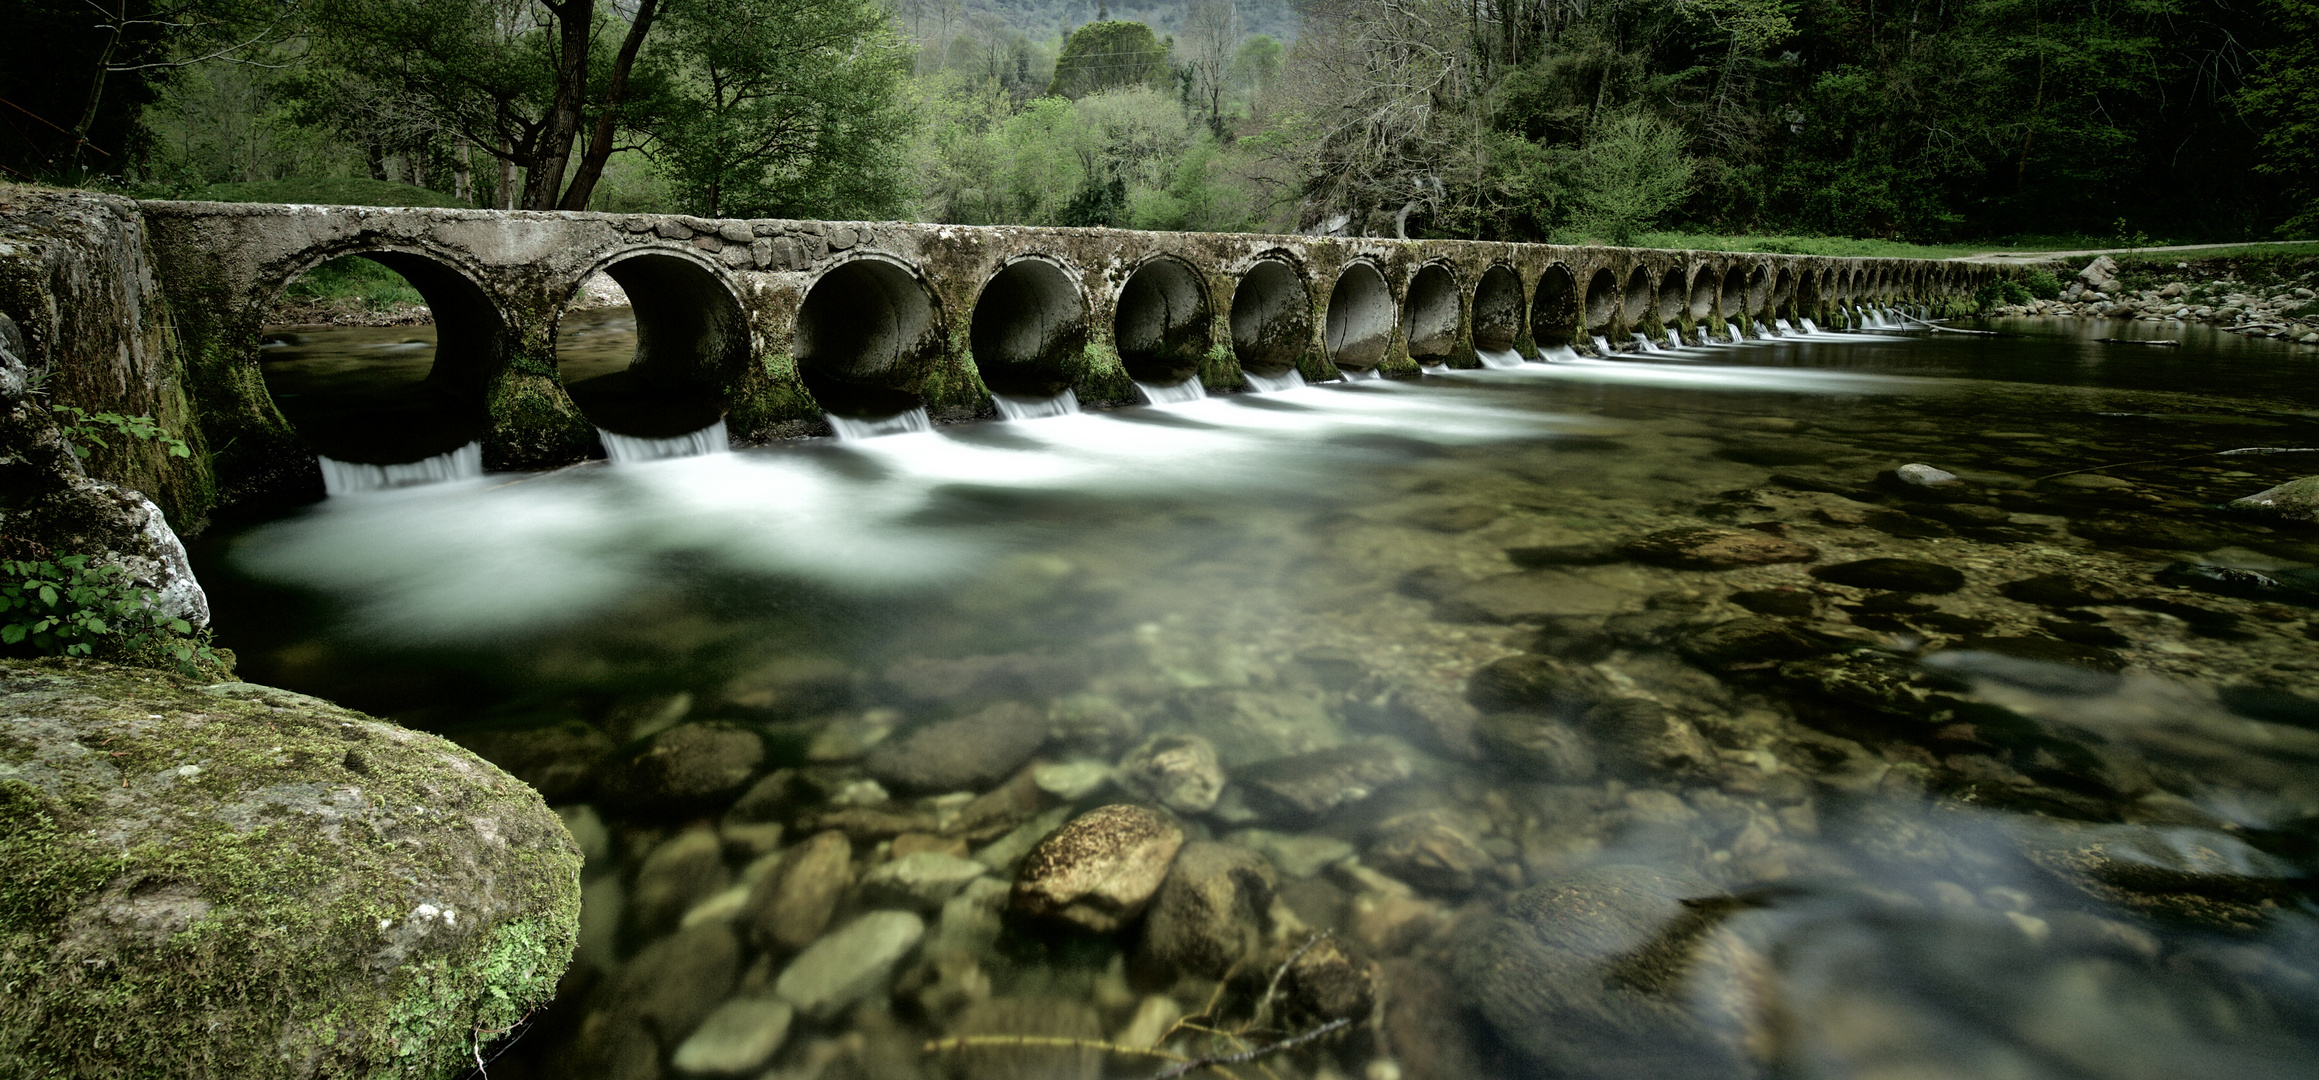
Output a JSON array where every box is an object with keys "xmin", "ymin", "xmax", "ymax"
[{"xmin": 3, "ymin": 0, "xmax": 2314, "ymax": 244}]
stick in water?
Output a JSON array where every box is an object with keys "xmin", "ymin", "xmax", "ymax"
[{"xmin": 1144, "ymin": 1017, "xmax": 1354, "ymax": 1080}]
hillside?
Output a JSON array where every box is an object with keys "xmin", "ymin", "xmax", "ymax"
[{"xmin": 946, "ymin": 0, "xmax": 1298, "ymax": 43}]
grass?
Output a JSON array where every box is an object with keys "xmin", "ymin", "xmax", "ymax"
[
  {"xmin": 2101, "ymin": 242, "xmax": 2319, "ymax": 265},
  {"xmin": 281, "ymin": 255, "xmax": 425, "ymax": 311},
  {"xmin": 169, "ymin": 177, "xmax": 470, "ymax": 209}
]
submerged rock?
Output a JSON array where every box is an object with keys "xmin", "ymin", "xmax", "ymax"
[
  {"xmin": 2156, "ymin": 562, "xmax": 2319, "ymax": 606},
  {"xmin": 1891, "ymin": 463, "xmax": 1961, "ymax": 488},
  {"xmin": 1115, "ymin": 733, "xmax": 1226, "ymax": 812},
  {"xmin": 1475, "ymin": 714, "xmax": 1598, "ymax": 781},
  {"xmin": 599, "ymin": 721, "xmax": 766, "ymax": 810},
  {"xmin": 0, "ymin": 660, "xmax": 580, "ymax": 1080},
  {"xmin": 1010, "ymin": 804, "xmax": 1185, "ymax": 932},
  {"xmin": 860, "ymin": 852, "xmax": 989, "ymax": 910},
  {"xmin": 1810, "ymin": 557, "xmax": 1966, "ymax": 594},
  {"xmin": 1466, "ymin": 653, "xmax": 1599, "ymax": 713},
  {"xmin": 774, "ymin": 910, "xmax": 926, "ymax": 1018},
  {"xmin": 451, "ymin": 719, "xmax": 613, "ymax": 802},
  {"xmin": 1140, "ymin": 840, "xmax": 1277, "ymax": 979},
  {"xmin": 747, "ymin": 829, "xmax": 853, "ymax": 951},
  {"xmin": 1454, "ymin": 865, "xmax": 1755, "ymax": 1080},
  {"xmin": 1434, "ymin": 570, "xmax": 1636, "ymax": 622},
  {"xmin": 2002, "ymin": 573, "xmax": 2126, "ymax": 608},
  {"xmin": 1619, "ymin": 526, "xmax": 1818, "ymax": 570},
  {"xmin": 865, "ymin": 701, "xmax": 1050, "ymax": 793},
  {"xmin": 1366, "ymin": 808, "xmax": 1497, "ymax": 893},
  {"xmin": 1234, "ymin": 742, "xmax": 1416, "ymax": 819},
  {"xmin": 671, "ymin": 997, "xmax": 794, "ymax": 1076}
]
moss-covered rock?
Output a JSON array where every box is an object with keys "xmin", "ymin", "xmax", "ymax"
[{"xmin": 0, "ymin": 658, "xmax": 580, "ymax": 1078}]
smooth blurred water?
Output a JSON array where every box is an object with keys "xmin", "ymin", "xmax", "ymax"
[{"xmin": 213, "ymin": 315, "xmax": 2319, "ymax": 1080}]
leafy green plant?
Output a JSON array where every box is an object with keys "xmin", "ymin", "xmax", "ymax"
[
  {"xmin": 48, "ymin": 405, "xmax": 193, "ymax": 461},
  {"xmin": 1975, "ymin": 279, "xmax": 2035, "ymax": 311},
  {"xmin": 2023, "ymin": 269, "xmax": 2063, "ymax": 300},
  {"xmin": 0, "ymin": 556, "xmax": 224, "ymax": 676}
]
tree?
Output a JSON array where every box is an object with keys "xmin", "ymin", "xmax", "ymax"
[
  {"xmin": 0, "ymin": 0, "xmax": 291, "ymax": 181},
  {"xmin": 1046, "ymin": 20, "xmax": 1168, "ymax": 99},
  {"xmin": 2243, "ymin": 0, "xmax": 2319, "ymax": 235},
  {"xmin": 305, "ymin": 0, "xmax": 661, "ymax": 211},
  {"xmin": 633, "ymin": 0, "xmax": 914, "ymax": 218},
  {"xmin": 1565, "ymin": 109, "xmax": 1694, "ymax": 245},
  {"xmin": 1179, "ymin": 0, "xmax": 1240, "ymax": 135}
]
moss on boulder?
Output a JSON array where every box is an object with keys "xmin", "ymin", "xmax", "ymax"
[{"xmin": 0, "ymin": 658, "xmax": 580, "ymax": 1078}]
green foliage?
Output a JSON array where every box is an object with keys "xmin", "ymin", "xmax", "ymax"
[
  {"xmin": 638, "ymin": 0, "xmax": 917, "ymax": 219},
  {"xmin": 2022, "ymin": 269, "xmax": 2063, "ymax": 300},
  {"xmin": 48, "ymin": 406, "xmax": 193, "ymax": 462},
  {"xmin": 1565, "ymin": 111, "xmax": 1696, "ymax": 246},
  {"xmin": 2240, "ymin": 0, "xmax": 2319, "ymax": 236},
  {"xmin": 1047, "ymin": 20, "xmax": 1170, "ymax": 99},
  {"xmin": 281, "ymin": 255, "xmax": 427, "ymax": 311},
  {"xmin": 1976, "ymin": 278, "xmax": 2036, "ymax": 311},
  {"xmin": 0, "ymin": 556, "xmax": 222, "ymax": 676}
]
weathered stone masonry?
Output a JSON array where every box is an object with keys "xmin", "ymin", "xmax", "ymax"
[{"xmin": 4, "ymin": 189, "xmax": 1994, "ymax": 525}]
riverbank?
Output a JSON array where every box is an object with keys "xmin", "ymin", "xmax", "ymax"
[{"xmin": 1980, "ymin": 252, "xmax": 2319, "ymax": 345}]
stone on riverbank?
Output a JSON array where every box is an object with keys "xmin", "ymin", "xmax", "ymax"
[
  {"xmin": 0, "ymin": 659, "xmax": 580, "ymax": 1080},
  {"xmin": 2228, "ymin": 475, "xmax": 2319, "ymax": 523}
]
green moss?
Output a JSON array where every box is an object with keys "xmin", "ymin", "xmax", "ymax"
[
  {"xmin": 1075, "ymin": 341, "xmax": 1136, "ymax": 404},
  {"xmin": 1197, "ymin": 341, "xmax": 1243, "ymax": 392},
  {"xmin": 0, "ymin": 659, "xmax": 581, "ymax": 1079}
]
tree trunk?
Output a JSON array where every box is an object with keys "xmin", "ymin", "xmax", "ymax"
[
  {"xmin": 366, "ymin": 138, "xmax": 389, "ymax": 182},
  {"xmin": 499, "ymin": 144, "xmax": 516, "ymax": 210},
  {"xmin": 559, "ymin": 0, "xmax": 661, "ymax": 211},
  {"xmin": 453, "ymin": 142, "xmax": 473, "ymax": 204},
  {"xmin": 521, "ymin": 0, "xmax": 597, "ymax": 210},
  {"xmin": 67, "ymin": 1, "xmax": 127, "ymax": 174}
]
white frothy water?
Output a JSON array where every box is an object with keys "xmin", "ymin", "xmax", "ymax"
[
  {"xmin": 1590, "ymin": 334, "xmax": 1615, "ymax": 355},
  {"xmin": 1755, "ymin": 322, "xmax": 1777, "ymax": 339},
  {"xmin": 1632, "ymin": 333, "xmax": 1664, "ymax": 353},
  {"xmin": 1339, "ymin": 367, "xmax": 1382, "ymax": 381},
  {"xmin": 1538, "ymin": 344, "xmax": 1582, "ymax": 363},
  {"xmin": 319, "ymin": 442, "xmax": 484, "ymax": 496},
  {"xmin": 1476, "ymin": 348, "xmax": 1528, "ymax": 369},
  {"xmin": 1135, "ymin": 377, "xmax": 1208, "ymax": 404},
  {"xmin": 1801, "ymin": 317, "xmax": 1820, "ymax": 334},
  {"xmin": 1726, "ymin": 322, "xmax": 1745, "ymax": 343},
  {"xmin": 600, "ymin": 421, "xmax": 728, "ymax": 463},
  {"xmin": 1775, "ymin": 318, "xmax": 1797, "ymax": 335},
  {"xmin": 993, "ymin": 390, "xmax": 1081, "ymax": 420},
  {"xmin": 828, "ymin": 408, "xmax": 933, "ymax": 439},
  {"xmin": 1666, "ymin": 328, "xmax": 1685, "ymax": 349},
  {"xmin": 1243, "ymin": 369, "xmax": 1309, "ymax": 392}
]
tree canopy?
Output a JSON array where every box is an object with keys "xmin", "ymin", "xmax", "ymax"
[{"xmin": 1045, "ymin": 20, "xmax": 1169, "ymax": 100}]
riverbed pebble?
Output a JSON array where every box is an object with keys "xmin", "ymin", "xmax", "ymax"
[
  {"xmin": 774, "ymin": 909, "xmax": 926, "ymax": 1019},
  {"xmin": 865, "ymin": 701, "xmax": 1050, "ymax": 793},
  {"xmin": 1010, "ymin": 804, "xmax": 1186, "ymax": 932}
]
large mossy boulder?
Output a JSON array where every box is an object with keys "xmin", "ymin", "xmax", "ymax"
[{"xmin": 0, "ymin": 659, "xmax": 581, "ymax": 1078}]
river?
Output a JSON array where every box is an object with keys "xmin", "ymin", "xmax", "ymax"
[{"xmin": 201, "ymin": 312, "xmax": 2319, "ymax": 1080}]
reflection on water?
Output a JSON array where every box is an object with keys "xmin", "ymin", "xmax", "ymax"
[{"xmin": 199, "ymin": 320, "xmax": 2319, "ymax": 1080}]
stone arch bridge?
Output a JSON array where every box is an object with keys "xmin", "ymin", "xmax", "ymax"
[{"xmin": 116, "ymin": 200, "xmax": 1987, "ymax": 505}]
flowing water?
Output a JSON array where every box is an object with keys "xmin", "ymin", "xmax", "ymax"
[
  {"xmin": 1475, "ymin": 348, "xmax": 1529, "ymax": 370},
  {"xmin": 317, "ymin": 442, "xmax": 483, "ymax": 495},
  {"xmin": 994, "ymin": 390, "xmax": 1083, "ymax": 420},
  {"xmin": 1245, "ymin": 369, "xmax": 1312, "ymax": 393},
  {"xmin": 1136, "ymin": 377, "xmax": 1210, "ymax": 405},
  {"xmin": 601, "ymin": 421, "xmax": 730, "ymax": 463},
  {"xmin": 221, "ymin": 313, "xmax": 2319, "ymax": 1080}
]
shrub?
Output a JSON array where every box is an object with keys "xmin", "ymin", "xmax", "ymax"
[
  {"xmin": 0, "ymin": 556, "xmax": 227, "ymax": 677},
  {"xmin": 2023, "ymin": 269, "xmax": 2063, "ymax": 300}
]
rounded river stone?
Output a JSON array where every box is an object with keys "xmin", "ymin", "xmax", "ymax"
[
  {"xmin": 1809, "ymin": 557, "xmax": 1966, "ymax": 594},
  {"xmin": 1010, "ymin": 804, "xmax": 1185, "ymax": 932},
  {"xmin": 0, "ymin": 659, "xmax": 580, "ymax": 1079}
]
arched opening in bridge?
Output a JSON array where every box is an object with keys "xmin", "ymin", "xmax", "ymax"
[
  {"xmin": 1230, "ymin": 258, "xmax": 1311, "ymax": 377},
  {"xmin": 1772, "ymin": 267, "xmax": 1796, "ymax": 321},
  {"xmin": 970, "ymin": 258, "xmax": 1087, "ymax": 399},
  {"xmin": 258, "ymin": 251, "xmax": 496, "ymax": 470},
  {"xmin": 1583, "ymin": 269, "xmax": 1619, "ymax": 336},
  {"xmin": 1324, "ymin": 262, "xmax": 1394, "ymax": 371},
  {"xmin": 794, "ymin": 256, "xmax": 942, "ymax": 420},
  {"xmin": 1115, "ymin": 256, "xmax": 1213, "ymax": 388},
  {"xmin": 1472, "ymin": 265, "xmax": 1524, "ymax": 353},
  {"xmin": 1687, "ymin": 267, "xmax": 1716, "ymax": 321},
  {"xmin": 1720, "ymin": 266, "xmax": 1747, "ymax": 324},
  {"xmin": 1794, "ymin": 268, "xmax": 1820, "ymax": 322},
  {"xmin": 1622, "ymin": 267, "xmax": 1653, "ymax": 335},
  {"xmin": 1656, "ymin": 268, "xmax": 1685, "ymax": 328},
  {"xmin": 1401, "ymin": 263, "xmax": 1460, "ymax": 364},
  {"xmin": 557, "ymin": 252, "xmax": 746, "ymax": 446},
  {"xmin": 1531, "ymin": 264, "xmax": 1577, "ymax": 348},
  {"xmin": 1748, "ymin": 266, "xmax": 1773, "ymax": 320}
]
